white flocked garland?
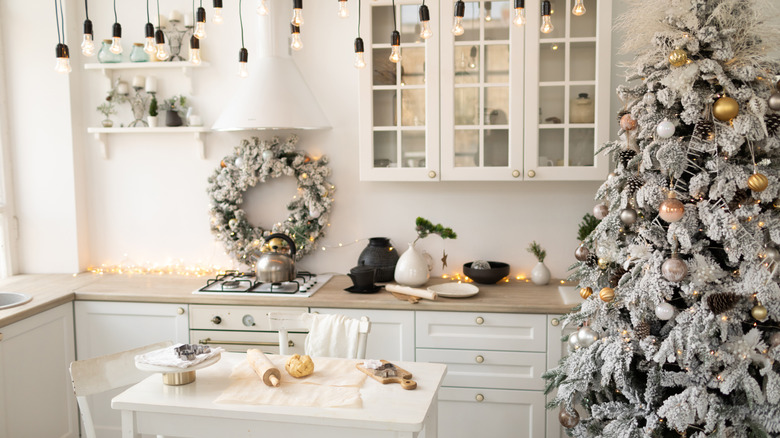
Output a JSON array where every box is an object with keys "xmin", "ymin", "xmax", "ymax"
[{"xmin": 207, "ymin": 136, "xmax": 334, "ymax": 266}]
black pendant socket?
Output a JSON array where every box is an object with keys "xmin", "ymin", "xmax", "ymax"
[
  {"xmin": 83, "ymin": 19, "xmax": 93, "ymax": 35},
  {"xmin": 213, "ymin": 0, "xmax": 223, "ymax": 7},
  {"xmin": 56, "ymin": 43, "xmax": 69, "ymax": 58},
  {"xmin": 391, "ymin": 30, "xmax": 400, "ymax": 46},
  {"xmin": 541, "ymin": 0, "xmax": 551, "ymax": 16},
  {"xmin": 196, "ymin": 7, "xmax": 206, "ymax": 23},
  {"xmin": 514, "ymin": 0, "xmax": 524, "ymax": 8},
  {"xmin": 190, "ymin": 35, "xmax": 200, "ymax": 49},
  {"xmin": 145, "ymin": 22, "xmax": 155, "ymax": 38},
  {"xmin": 293, "ymin": 0, "xmax": 303, "ymax": 9},
  {"xmin": 354, "ymin": 37, "xmax": 364, "ymax": 53},
  {"xmin": 291, "ymin": 24, "xmax": 301, "ymax": 34},
  {"xmin": 485, "ymin": 1, "xmax": 492, "ymax": 11},
  {"xmin": 155, "ymin": 29, "xmax": 165, "ymax": 44},
  {"xmin": 239, "ymin": 47, "xmax": 248, "ymax": 63},
  {"xmin": 419, "ymin": 4, "xmax": 430, "ymax": 22},
  {"xmin": 112, "ymin": 22, "xmax": 122, "ymax": 38},
  {"xmin": 454, "ymin": 0, "xmax": 465, "ymax": 17}
]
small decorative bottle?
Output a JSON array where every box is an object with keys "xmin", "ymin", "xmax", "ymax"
[
  {"xmin": 570, "ymin": 93, "xmax": 594, "ymax": 123},
  {"xmin": 129, "ymin": 43, "xmax": 149, "ymax": 62},
  {"xmin": 97, "ymin": 40, "xmax": 122, "ymax": 63}
]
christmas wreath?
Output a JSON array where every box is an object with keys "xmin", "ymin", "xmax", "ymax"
[{"xmin": 207, "ymin": 136, "xmax": 334, "ymax": 266}]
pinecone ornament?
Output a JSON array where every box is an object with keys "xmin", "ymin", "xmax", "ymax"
[
  {"xmin": 766, "ymin": 114, "xmax": 780, "ymax": 136},
  {"xmin": 707, "ymin": 292, "xmax": 741, "ymax": 314},
  {"xmin": 609, "ymin": 267, "xmax": 627, "ymax": 288},
  {"xmin": 618, "ymin": 149, "xmax": 637, "ymax": 168},
  {"xmin": 625, "ymin": 175, "xmax": 644, "ymax": 196},
  {"xmin": 692, "ymin": 120, "xmax": 715, "ymax": 141},
  {"xmin": 635, "ymin": 321, "xmax": 650, "ymax": 339},
  {"xmin": 586, "ymin": 253, "xmax": 598, "ymax": 268}
]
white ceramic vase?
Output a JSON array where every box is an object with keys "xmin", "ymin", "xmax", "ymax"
[
  {"xmin": 394, "ymin": 242, "xmax": 430, "ymax": 287},
  {"xmin": 531, "ymin": 262, "xmax": 551, "ymax": 286}
]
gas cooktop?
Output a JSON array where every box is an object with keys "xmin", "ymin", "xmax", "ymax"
[{"xmin": 193, "ymin": 271, "xmax": 332, "ymax": 298}]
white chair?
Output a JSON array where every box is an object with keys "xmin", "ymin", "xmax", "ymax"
[
  {"xmin": 69, "ymin": 341, "xmax": 172, "ymax": 438},
  {"xmin": 267, "ymin": 312, "xmax": 371, "ymax": 359}
]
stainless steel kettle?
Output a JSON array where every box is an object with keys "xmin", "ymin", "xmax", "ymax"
[{"xmin": 255, "ymin": 233, "xmax": 297, "ymax": 283}]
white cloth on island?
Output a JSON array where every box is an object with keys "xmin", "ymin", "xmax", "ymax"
[
  {"xmin": 304, "ymin": 313, "xmax": 361, "ymax": 359},
  {"xmin": 134, "ymin": 344, "xmax": 224, "ymax": 369}
]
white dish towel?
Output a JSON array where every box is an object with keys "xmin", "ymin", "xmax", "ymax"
[{"xmin": 304, "ymin": 313, "xmax": 361, "ymax": 358}]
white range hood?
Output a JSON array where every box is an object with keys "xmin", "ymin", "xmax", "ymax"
[{"xmin": 211, "ymin": 11, "xmax": 330, "ymax": 131}]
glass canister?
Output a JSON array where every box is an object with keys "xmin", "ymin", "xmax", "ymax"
[
  {"xmin": 570, "ymin": 93, "xmax": 594, "ymax": 123},
  {"xmin": 97, "ymin": 40, "xmax": 122, "ymax": 63},
  {"xmin": 129, "ymin": 43, "xmax": 149, "ymax": 62}
]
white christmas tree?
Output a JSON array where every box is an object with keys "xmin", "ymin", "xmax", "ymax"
[{"xmin": 545, "ymin": 0, "xmax": 780, "ymax": 436}]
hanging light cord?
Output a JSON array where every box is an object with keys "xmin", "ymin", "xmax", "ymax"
[
  {"xmin": 113, "ymin": 0, "xmax": 118, "ymax": 23},
  {"xmin": 193, "ymin": 0, "xmax": 196, "ymax": 26},
  {"xmin": 357, "ymin": 0, "xmax": 361, "ymax": 36},
  {"xmin": 392, "ymin": 0, "xmax": 397, "ymax": 30},
  {"xmin": 156, "ymin": 0, "xmax": 161, "ymax": 27},
  {"xmin": 84, "ymin": 0, "xmax": 90, "ymax": 20},
  {"xmin": 54, "ymin": 0, "xmax": 62, "ymax": 44},
  {"xmin": 146, "ymin": 0, "xmax": 150, "ymax": 23},
  {"xmin": 239, "ymin": 0, "xmax": 245, "ymax": 48}
]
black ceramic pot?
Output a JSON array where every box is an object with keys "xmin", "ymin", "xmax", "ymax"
[
  {"xmin": 357, "ymin": 237, "xmax": 399, "ymax": 282},
  {"xmin": 166, "ymin": 110, "xmax": 183, "ymax": 127}
]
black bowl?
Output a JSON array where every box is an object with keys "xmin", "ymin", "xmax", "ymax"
[{"xmin": 463, "ymin": 261, "xmax": 511, "ymax": 284}]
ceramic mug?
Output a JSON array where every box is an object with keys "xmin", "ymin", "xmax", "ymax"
[{"xmin": 348, "ymin": 266, "xmax": 376, "ymax": 289}]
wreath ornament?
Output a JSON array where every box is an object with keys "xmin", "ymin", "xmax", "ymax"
[{"xmin": 207, "ymin": 136, "xmax": 334, "ymax": 266}]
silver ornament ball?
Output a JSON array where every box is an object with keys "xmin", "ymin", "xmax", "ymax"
[
  {"xmin": 620, "ymin": 207, "xmax": 638, "ymax": 225},
  {"xmin": 235, "ymin": 157, "xmax": 244, "ymax": 167},
  {"xmin": 593, "ymin": 203, "xmax": 609, "ymax": 220},
  {"xmin": 656, "ymin": 120, "xmax": 675, "ymax": 138},
  {"xmin": 574, "ymin": 245, "xmax": 590, "ymax": 261},
  {"xmin": 559, "ymin": 407, "xmax": 580, "ymax": 429},
  {"xmin": 568, "ymin": 333, "xmax": 581, "ymax": 350},
  {"xmin": 655, "ymin": 302, "xmax": 675, "ymax": 320},
  {"xmin": 662, "ymin": 257, "xmax": 688, "ymax": 282},
  {"xmin": 769, "ymin": 332, "xmax": 780, "ymax": 348},
  {"xmin": 763, "ymin": 247, "xmax": 780, "ymax": 263},
  {"xmin": 261, "ymin": 150, "xmax": 274, "ymax": 161},
  {"xmin": 769, "ymin": 92, "xmax": 780, "ymax": 111},
  {"xmin": 577, "ymin": 327, "xmax": 599, "ymax": 347}
]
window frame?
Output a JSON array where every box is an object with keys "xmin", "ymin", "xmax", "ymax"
[{"xmin": 0, "ymin": 27, "xmax": 17, "ymax": 279}]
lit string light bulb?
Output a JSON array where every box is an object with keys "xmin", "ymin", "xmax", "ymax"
[
  {"xmin": 81, "ymin": 19, "xmax": 95, "ymax": 56},
  {"xmin": 155, "ymin": 29, "xmax": 170, "ymax": 60},
  {"xmin": 144, "ymin": 22, "xmax": 156, "ymax": 54},
  {"xmin": 389, "ymin": 30, "xmax": 401, "ymax": 63},
  {"xmin": 354, "ymin": 37, "xmax": 366, "ymax": 68},
  {"xmin": 452, "ymin": 0, "xmax": 465, "ymax": 36},
  {"xmin": 484, "ymin": 1, "xmax": 493, "ymax": 21},
  {"xmin": 110, "ymin": 22, "xmax": 123, "ymax": 54},
  {"xmin": 189, "ymin": 35, "xmax": 202, "ymax": 64},
  {"xmin": 291, "ymin": 0, "xmax": 304, "ymax": 26},
  {"xmin": 512, "ymin": 0, "xmax": 525, "ymax": 26},
  {"xmin": 419, "ymin": 3, "xmax": 432, "ymax": 40},
  {"xmin": 257, "ymin": 0, "xmax": 269, "ymax": 15},
  {"xmin": 571, "ymin": 0, "xmax": 585, "ymax": 16},
  {"xmin": 338, "ymin": 0, "xmax": 349, "ymax": 18},
  {"xmin": 55, "ymin": 43, "xmax": 72, "ymax": 73},
  {"xmin": 213, "ymin": 0, "xmax": 224, "ymax": 24},
  {"xmin": 194, "ymin": 5, "xmax": 207, "ymax": 38},
  {"xmin": 290, "ymin": 24, "xmax": 303, "ymax": 51},
  {"xmin": 238, "ymin": 47, "xmax": 249, "ymax": 77},
  {"xmin": 540, "ymin": 0, "xmax": 554, "ymax": 33}
]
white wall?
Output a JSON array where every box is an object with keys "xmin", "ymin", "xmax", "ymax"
[{"xmin": 4, "ymin": 0, "xmax": 633, "ymax": 279}]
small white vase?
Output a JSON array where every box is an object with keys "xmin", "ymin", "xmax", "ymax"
[
  {"xmin": 531, "ymin": 262, "xmax": 551, "ymax": 286},
  {"xmin": 147, "ymin": 115, "xmax": 158, "ymax": 128},
  {"xmin": 394, "ymin": 242, "xmax": 430, "ymax": 287}
]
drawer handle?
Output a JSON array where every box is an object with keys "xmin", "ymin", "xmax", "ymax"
[
  {"xmin": 475, "ymin": 316, "xmax": 484, "ymax": 325},
  {"xmin": 211, "ymin": 316, "xmax": 222, "ymax": 325},
  {"xmin": 199, "ymin": 338, "xmax": 294, "ymax": 348},
  {"xmin": 177, "ymin": 307, "xmax": 185, "ymax": 315},
  {"xmin": 475, "ymin": 355, "xmax": 484, "ymax": 363},
  {"xmin": 551, "ymin": 318, "xmax": 560, "ymax": 326},
  {"xmin": 475, "ymin": 394, "xmax": 484, "ymax": 402}
]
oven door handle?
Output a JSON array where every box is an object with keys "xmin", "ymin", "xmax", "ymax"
[{"xmin": 198, "ymin": 337, "xmax": 295, "ymax": 348}]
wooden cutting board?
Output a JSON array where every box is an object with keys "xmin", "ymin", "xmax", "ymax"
[{"xmin": 356, "ymin": 360, "xmax": 417, "ymax": 390}]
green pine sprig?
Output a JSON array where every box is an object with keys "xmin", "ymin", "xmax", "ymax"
[
  {"xmin": 577, "ymin": 213, "xmax": 600, "ymax": 242},
  {"xmin": 527, "ymin": 241, "xmax": 546, "ymax": 262},
  {"xmin": 414, "ymin": 217, "xmax": 457, "ymax": 243}
]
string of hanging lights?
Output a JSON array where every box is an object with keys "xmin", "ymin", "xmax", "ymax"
[
  {"xmin": 389, "ymin": 0, "xmax": 401, "ymax": 63},
  {"xmin": 237, "ymin": 0, "xmax": 249, "ymax": 78},
  {"xmin": 213, "ymin": 0, "xmax": 224, "ymax": 24},
  {"xmin": 155, "ymin": 0, "xmax": 171, "ymax": 60},
  {"xmin": 190, "ymin": 0, "xmax": 203, "ymax": 64},
  {"xmin": 194, "ymin": 0, "xmax": 208, "ymax": 39},
  {"xmin": 110, "ymin": 0, "xmax": 123, "ymax": 54},
  {"xmin": 144, "ymin": 0, "xmax": 157, "ymax": 55},
  {"xmin": 54, "ymin": 0, "xmax": 72, "ymax": 73},
  {"xmin": 81, "ymin": 0, "xmax": 96, "ymax": 56},
  {"xmin": 353, "ymin": 0, "xmax": 366, "ymax": 69}
]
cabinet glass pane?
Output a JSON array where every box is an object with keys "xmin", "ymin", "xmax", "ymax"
[
  {"xmin": 484, "ymin": 129, "xmax": 509, "ymax": 166},
  {"xmin": 485, "ymin": 87, "xmax": 508, "ymax": 125},
  {"xmin": 539, "ymin": 129, "xmax": 564, "ymax": 166},
  {"xmin": 570, "ymin": 42, "xmax": 596, "ymax": 81},
  {"xmin": 570, "ymin": 0, "xmax": 597, "ymax": 38},
  {"xmin": 402, "ymin": 131, "xmax": 426, "ymax": 167},
  {"xmin": 401, "ymin": 89, "xmax": 425, "ymax": 126},
  {"xmin": 485, "ymin": 44, "xmax": 509, "ymax": 83},
  {"xmin": 540, "ymin": 2, "xmax": 566, "ymax": 39},
  {"xmin": 455, "ymin": 46, "xmax": 480, "ymax": 84},
  {"xmin": 372, "ymin": 6, "xmax": 394, "ymax": 43},
  {"xmin": 454, "ymin": 130, "xmax": 479, "ymax": 167},
  {"xmin": 455, "ymin": 2, "xmax": 480, "ymax": 41},
  {"xmin": 373, "ymin": 90, "xmax": 397, "ymax": 126},
  {"xmin": 455, "ymin": 88, "xmax": 479, "ymax": 125},
  {"xmin": 401, "ymin": 47, "xmax": 426, "ymax": 85},
  {"xmin": 373, "ymin": 131, "xmax": 398, "ymax": 168},
  {"xmin": 569, "ymin": 84, "xmax": 595, "ymax": 123},
  {"xmin": 400, "ymin": 4, "xmax": 421, "ymax": 42},
  {"xmin": 569, "ymin": 128, "xmax": 595, "ymax": 166},
  {"xmin": 484, "ymin": 1, "xmax": 510, "ymax": 40},
  {"xmin": 539, "ymin": 86, "xmax": 565, "ymax": 124},
  {"xmin": 373, "ymin": 49, "xmax": 396, "ymax": 86},
  {"xmin": 539, "ymin": 43, "xmax": 565, "ymax": 82}
]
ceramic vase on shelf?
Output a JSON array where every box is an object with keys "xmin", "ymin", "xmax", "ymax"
[
  {"xmin": 531, "ymin": 262, "xmax": 551, "ymax": 286},
  {"xmin": 394, "ymin": 242, "xmax": 430, "ymax": 287},
  {"xmin": 147, "ymin": 115, "xmax": 158, "ymax": 127},
  {"xmin": 166, "ymin": 110, "xmax": 183, "ymax": 127}
]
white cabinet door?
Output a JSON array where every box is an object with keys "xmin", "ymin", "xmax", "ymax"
[
  {"xmin": 74, "ymin": 301, "xmax": 188, "ymax": 438},
  {"xmin": 0, "ymin": 303, "xmax": 78, "ymax": 438},
  {"xmin": 546, "ymin": 314, "xmax": 578, "ymax": 438},
  {"xmin": 310, "ymin": 308, "xmax": 414, "ymax": 362},
  {"xmin": 438, "ymin": 387, "xmax": 546, "ymax": 438}
]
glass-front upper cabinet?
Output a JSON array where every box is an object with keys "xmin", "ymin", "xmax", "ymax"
[
  {"xmin": 358, "ymin": 0, "xmax": 440, "ymax": 181},
  {"xmin": 439, "ymin": 0, "xmax": 524, "ymax": 180},
  {"xmin": 523, "ymin": 0, "xmax": 612, "ymax": 180}
]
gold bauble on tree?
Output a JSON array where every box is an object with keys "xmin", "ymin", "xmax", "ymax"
[
  {"xmin": 668, "ymin": 48, "xmax": 688, "ymax": 67},
  {"xmin": 659, "ymin": 192, "xmax": 685, "ymax": 222},
  {"xmin": 597, "ymin": 258, "xmax": 609, "ymax": 270},
  {"xmin": 751, "ymin": 303, "xmax": 768, "ymax": 321},
  {"xmin": 747, "ymin": 172, "xmax": 769, "ymax": 192},
  {"xmin": 599, "ymin": 287, "xmax": 615, "ymax": 302},
  {"xmin": 580, "ymin": 287, "xmax": 593, "ymax": 299},
  {"xmin": 713, "ymin": 96, "xmax": 739, "ymax": 122}
]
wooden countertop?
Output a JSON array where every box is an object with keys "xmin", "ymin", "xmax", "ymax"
[{"xmin": 0, "ymin": 273, "xmax": 579, "ymax": 328}]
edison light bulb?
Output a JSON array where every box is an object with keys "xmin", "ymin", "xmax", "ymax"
[
  {"xmin": 55, "ymin": 44, "xmax": 72, "ymax": 73},
  {"xmin": 194, "ymin": 22, "xmax": 207, "ymax": 39},
  {"xmin": 110, "ymin": 37, "xmax": 122, "ymax": 54},
  {"xmin": 389, "ymin": 30, "xmax": 401, "ymax": 63},
  {"xmin": 389, "ymin": 45, "xmax": 401, "ymax": 63},
  {"xmin": 213, "ymin": 8, "xmax": 224, "ymax": 24},
  {"xmin": 337, "ymin": 0, "xmax": 349, "ymax": 18},
  {"xmin": 419, "ymin": 5, "xmax": 432, "ymax": 39},
  {"xmin": 452, "ymin": 16, "xmax": 465, "ymax": 36},
  {"xmin": 291, "ymin": 0, "xmax": 304, "ymax": 26},
  {"xmin": 572, "ymin": 0, "xmax": 585, "ymax": 16},
  {"xmin": 513, "ymin": 6, "xmax": 526, "ymax": 26},
  {"xmin": 238, "ymin": 48, "xmax": 249, "ymax": 77},
  {"xmin": 156, "ymin": 44, "xmax": 170, "ymax": 60},
  {"xmin": 291, "ymin": 32, "xmax": 303, "ymax": 51},
  {"xmin": 81, "ymin": 34, "xmax": 95, "ymax": 56},
  {"xmin": 144, "ymin": 37, "xmax": 156, "ymax": 54},
  {"xmin": 238, "ymin": 61, "xmax": 249, "ymax": 77},
  {"xmin": 189, "ymin": 48, "xmax": 202, "ymax": 65},
  {"xmin": 257, "ymin": 0, "xmax": 269, "ymax": 15},
  {"xmin": 540, "ymin": 14, "xmax": 554, "ymax": 33},
  {"xmin": 354, "ymin": 37, "xmax": 366, "ymax": 69}
]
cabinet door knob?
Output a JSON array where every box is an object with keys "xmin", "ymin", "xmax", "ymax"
[
  {"xmin": 551, "ymin": 318, "xmax": 560, "ymax": 326},
  {"xmin": 428, "ymin": 170, "xmax": 437, "ymax": 179},
  {"xmin": 527, "ymin": 169, "xmax": 536, "ymax": 178},
  {"xmin": 475, "ymin": 355, "xmax": 484, "ymax": 363},
  {"xmin": 475, "ymin": 316, "xmax": 484, "ymax": 325},
  {"xmin": 211, "ymin": 316, "xmax": 222, "ymax": 325},
  {"xmin": 512, "ymin": 169, "xmax": 520, "ymax": 178},
  {"xmin": 177, "ymin": 307, "xmax": 185, "ymax": 315},
  {"xmin": 475, "ymin": 394, "xmax": 485, "ymax": 402}
]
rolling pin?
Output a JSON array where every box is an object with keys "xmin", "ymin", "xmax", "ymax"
[
  {"xmin": 385, "ymin": 284, "xmax": 437, "ymax": 300},
  {"xmin": 247, "ymin": 348, "xmax": 281, "ymax": 387}
]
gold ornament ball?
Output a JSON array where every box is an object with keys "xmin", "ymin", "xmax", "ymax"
[
  {"xmin": 599, "ymin": 287, "xmax": 615, "ymax": 302},
  {"xmin": 748, "ymin": 173, "xmax": 769, "ymax": 192},
  {"xmin": 580, "ymin": 287, "xmax": 593, "ymax": 299},
  {"xmin": 620, "ymin": 114, "xmax": 637, "ymax": 131},
  {"xmin": 659, "ymin": 193, "xmax": 685, "ymax": 222},
  {"xmin": 751, "ymin": 303, "xmax": 768, "ymax": 321},
  {"xmin": 597, "ymin": 258, "xmax": 609, "ymax": 270},
  {"xmin": 668, "ymin": 48, "xmax": 688, "ymax": 67},
  {"xmin": 713, "ymin": 96, "xmax": 739, "ymax": 122},
  {"xmin": 220, "ymin": 160, "xmax": 226, "ymax": 168}
]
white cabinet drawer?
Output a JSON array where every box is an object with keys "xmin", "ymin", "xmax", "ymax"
[
  {"xmin": 416, "ymin": 311, "xmax": 547, "ymax": 352},
  {"xmin": 437, "ymin": 387, "xmax": 546, "ymax": 438},
  {"xmin": 189, "ymin": 305, "xmax": 307, "ymax": 331},
  {"xmin": 416, "ymin": 348, "xmax": 545, "ymax": 390}
]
